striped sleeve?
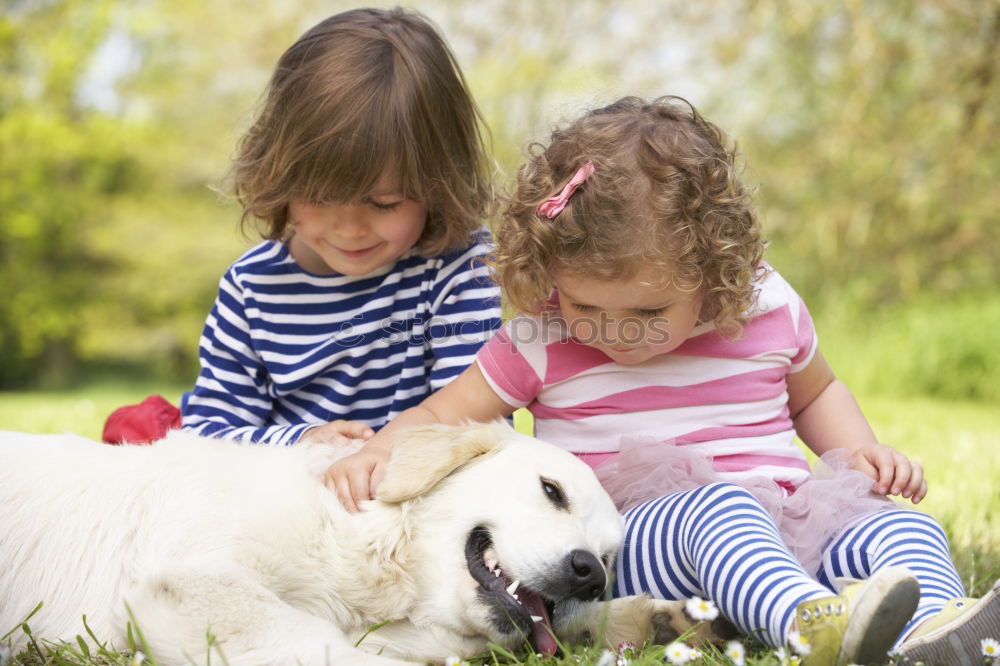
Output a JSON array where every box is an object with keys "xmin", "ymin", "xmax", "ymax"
[
  {"xmin": 782, "ymin": 279, "xmax": 818, "ymax": 373},
  {"xmin": 753, "ymin": 268, "xmax": 819, "ymax": 374},
  {"xmin": 789, "ymin": 295, "xmax": 818, "ymax": 372},
  {"xmin": 476, "ymin": 324, "xmax": 544, "ymax": 408},
  {"xmin": 180, "ymin": 268, "xmax": 312, "ymax": 445},
  {"xmin": 426, "ymin": 238, "xmax": 503, "ymax": 390}
]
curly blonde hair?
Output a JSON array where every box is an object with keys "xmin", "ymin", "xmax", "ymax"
[
  {"xmin": 491, "ymin": 96, "xmax": 765, "ymax": 338},
  {"xmin": 228, "ymin": 7, "xmax": 492, "ymax": 255}
]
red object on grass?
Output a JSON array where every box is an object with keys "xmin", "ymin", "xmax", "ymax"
[{"xmin": 102, "ymin": 394, "xmax": 181, "ymax": 445}]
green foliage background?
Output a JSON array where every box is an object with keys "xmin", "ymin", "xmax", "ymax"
[{"xmin": 1, "ymin": 0, "xmax": 998, "ymax": 403}]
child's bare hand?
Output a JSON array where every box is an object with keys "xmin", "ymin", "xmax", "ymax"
[
  {"xmin": 299, "ymin": 419, "xmax": 374, "ymax": 446},
  {"xmin": 849, "ymin": 442, "xmax": 927, "ymax": 504},
  {"xmin": 322, "ymin": 442, "xmax": 391, "ymax": 513}
]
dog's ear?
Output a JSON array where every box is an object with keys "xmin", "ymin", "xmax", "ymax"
[{"xmin": 375, "ymin": 422, "xmax": 505, "ymax": 503}]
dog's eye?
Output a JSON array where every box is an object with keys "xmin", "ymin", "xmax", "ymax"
[{"xmin": 540, "ymin": 478, "xmax": 568, "ymax": 510}]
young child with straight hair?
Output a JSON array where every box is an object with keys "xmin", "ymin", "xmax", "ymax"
[
  {"xmin": 177, "ymin": 7, "xmax": 502, "ymax": 445},
  {"xmin": 329, "ymin": 96, "xmax": 998, "ymax": 665}
]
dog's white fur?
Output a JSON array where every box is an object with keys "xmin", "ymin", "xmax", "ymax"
[{"xmin": 0, "ymin": 422, "xmax": 669, "ymax": 665}]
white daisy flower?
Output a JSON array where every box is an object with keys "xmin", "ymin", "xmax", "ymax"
[
  {"xmin": 724, "ymin": 639, "xmax": 746, "ymax": 666},
  {"xmin": 665, "ymin": 641, "xmax": 694, "ymax": 664},
  {"xmin": 983, "ymin": 637, "xmax": 1000, "ymax": 658},
  {"xmin": 443, "ymin": 657, "xmax": 468, "ymax": 666},
  {"xmin": 130, "ymin": 651, "xmax": 146, "ymax": 666},
  {"xmin": 684, "ymin": 595, "xmax": 720, "ymax": 621},
  {"xmin": 595, "ymin": 648, "xmax": 616, "ymax": 666},
  {"xmin": 776, "ymin": 647, "xmax": 802, "ymax": 665},
  {"xmin": 787, "ymin": 629, "xmax": 812, "ymax": 656}
]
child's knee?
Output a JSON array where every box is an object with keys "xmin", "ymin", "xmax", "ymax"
[
  {"xmin": 692, "ymin": 482, "xmax": 762, "ymax": 508},
  {"xmin": 874, "ymin": 508, "xmax": 950, "ymax": 545}
]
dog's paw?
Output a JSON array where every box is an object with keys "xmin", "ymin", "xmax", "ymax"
[
  {"xmin": 648, "ymin": 599, "xmax": 740, "ymax": 646},
  {"xmin": 580, "ymin": 595, "xmax": 741, "ymax": 651}
]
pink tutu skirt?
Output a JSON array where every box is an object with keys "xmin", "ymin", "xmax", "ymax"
[{"xmin": 591, "ymin": 438, "xmax": 901, "ymax": 577}]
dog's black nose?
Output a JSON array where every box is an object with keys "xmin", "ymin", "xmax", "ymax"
[{"xmin": 566, "ymin": 549, "xmax": 607, "ymax": 601}]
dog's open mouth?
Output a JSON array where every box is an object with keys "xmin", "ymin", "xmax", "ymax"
[{"xmin": 464, "ymin": 526, "xmax": 558, "ymax": 655}]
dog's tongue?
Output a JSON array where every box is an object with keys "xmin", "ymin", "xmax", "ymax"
[{"xmin": 519, "ymin": 588, "xmax": 557, "ymax": 655}]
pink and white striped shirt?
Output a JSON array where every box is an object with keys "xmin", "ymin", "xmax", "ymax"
[{"xmin": 477, "ymin": 268, "xmax": 818, "ymax": 490}]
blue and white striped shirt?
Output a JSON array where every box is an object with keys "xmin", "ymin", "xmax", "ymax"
[{"xmin": 181, "ymin": 234, "xmax": 501, "ymax": 444}]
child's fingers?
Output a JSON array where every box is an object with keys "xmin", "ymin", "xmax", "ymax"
[
  {"xmin": 903, "ymin": 460, "xmax": 926, "ymax": 502},
  {"xmin": 348, "ymin": 466, "xmax": 373, "ymax": 509},
  {"xmin": 323, "ymin": 456, "xmax": 367, "ymax": 513},
  {"xmin": 331, "ymin": 419, "xmax": 375, "ymax": 440},
  {"xmin": 322, "ymin": 444, "xmax": 387, "ymax": 512},
  {"xmin": 849, "ymin": 454, "xmax": 879, "ymax": 483},
  {"xmin": 887, "ymin": 454, "xmax": 912, "ymax": 497},
  {"xmin": 851, "ymin": 444, "xmax": 924, "ymax": 500},
  {"xmin": 370, "ymin": 460, "xmax": 387, "ymax": 496},
  {"xmin": 867, "ymin": 448, "xmax": 898, "ymax": 495},
  {"xmin": 338, "ymin": 486, "xmax": 360, "ymax": 513},
  {"xmin": 329, "ymin": 471, "xmax": 360, "ymax": 513}
]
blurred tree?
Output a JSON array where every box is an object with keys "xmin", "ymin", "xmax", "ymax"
[
  {"xmin": 685, "ymin": 0, "xmax": 1000, "ymax": 307},
  {"xmin": 0, "ymin": 0, "xmax": 327, "ymax": 388},
  {"xmin": 0, "ymin": 0, "xmax": 144, "ymax": 386}
]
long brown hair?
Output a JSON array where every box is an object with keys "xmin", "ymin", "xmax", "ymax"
[{"xmin": 229, "ymin": 7, "xmax": 492, "ymax": 255}]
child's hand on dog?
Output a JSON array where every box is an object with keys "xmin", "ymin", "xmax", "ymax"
[
  {"xmin": 322, "ymin": 442, "xmax": 392, "ymax": 513},
  {"xmin": 299, "ymin": 420, "xmax": 387, "ymax": 512}
]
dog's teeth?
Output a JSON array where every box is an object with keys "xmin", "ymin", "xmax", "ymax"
[
  {"xmin": 483, "ymin": 548, "xmax": 498, "ymax": 572},
  {"xmin": 506, "ymin": 579, "xmax": 520, "ymax": 595},
  {"xmin": 531, "ymin": 615, "xmax": 543, "ymax": 623},
  {"xmin": 494, "ymin": 568, "xmax": 502, "ymax": 578},
  {"xmin": 513, "ymin": 593, "xmax": 519, "ymax": 601}
]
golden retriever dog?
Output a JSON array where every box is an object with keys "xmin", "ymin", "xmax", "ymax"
[{"xmin": 0, "ymin": 422, "xmax": 728, "ymax": 665}]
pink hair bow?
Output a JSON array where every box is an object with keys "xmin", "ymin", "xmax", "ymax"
[{"xmin": 537, "ymin": 161, "xmax": 595, "ymax": 219}]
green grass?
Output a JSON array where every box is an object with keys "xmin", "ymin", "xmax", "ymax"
[
  {"xmin": 0, "ymin": 381, "xmax": 188, "ymax": 442},
  {"xmin": 2, "ymin": 384, "xmax": 998, "ymax": 665},
  {"xmin": 860, "ymin": 396, "xmax": 1000, "ymax": 561}
]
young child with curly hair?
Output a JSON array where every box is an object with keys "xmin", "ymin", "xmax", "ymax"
[
  {"xmin": 329, "ymin": 96, "xmax": 997, "ymax": 665},
  {"xmin": 173, "ymin": 8, "xmax": 502, "ymax": 445}
]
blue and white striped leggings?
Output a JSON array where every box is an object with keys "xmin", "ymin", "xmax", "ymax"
[{"xmin": 612, "ymin": 483, "xmax": 965, "ymax": 648}]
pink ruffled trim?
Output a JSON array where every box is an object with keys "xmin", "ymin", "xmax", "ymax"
[{"xmin": 592, "ymin": 437, "xmax": 901, "ymax": 576}]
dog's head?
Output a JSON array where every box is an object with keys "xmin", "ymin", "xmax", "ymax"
[{"xmin": 376, "ymin": 421, "xmax": 624, "ymax": 656}]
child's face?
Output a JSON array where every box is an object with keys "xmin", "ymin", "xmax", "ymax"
[
  {"xmin": 554, "ymin": 268, "xmax": 704, "ymax": 365},
  {"xmin": 288, "ymin": 170, "xmax": 426, "ymax": 276}
]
